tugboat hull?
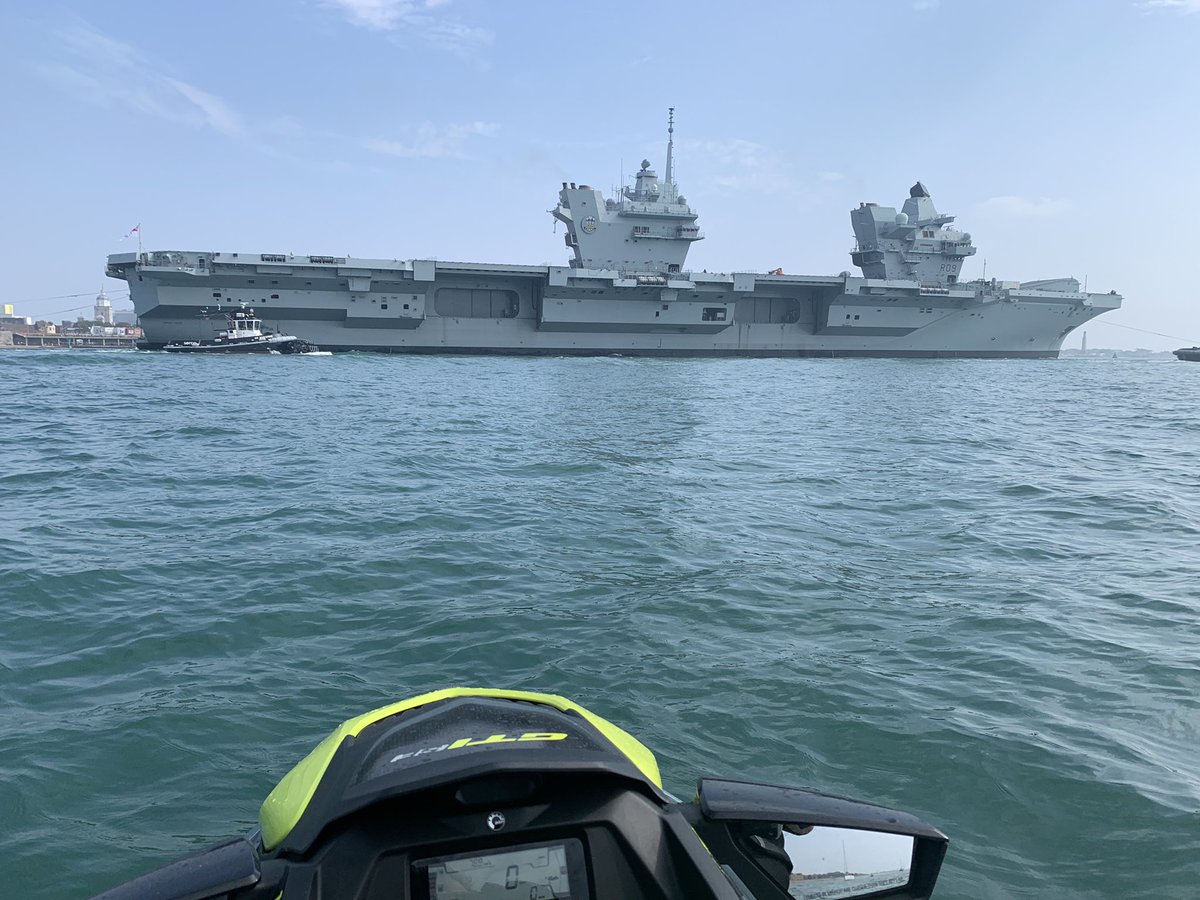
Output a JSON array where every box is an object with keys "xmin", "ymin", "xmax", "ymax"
[{"xmin": 163, "ymin": 336, "xmax": 317, "ymax": 354}]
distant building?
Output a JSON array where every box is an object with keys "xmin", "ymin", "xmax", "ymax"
[{"xmin": 1, "ymin": 302, "xmax": 32, "ymax": 328}]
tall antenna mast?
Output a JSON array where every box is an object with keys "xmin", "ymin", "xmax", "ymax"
[{"xmin": 665, "ymin": 107, "xmax": 675, "ymax": 187}]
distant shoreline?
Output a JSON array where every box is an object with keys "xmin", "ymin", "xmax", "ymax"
[{"xmin": 1059, "ymin": 349, "xmax": 1177, "ymax": 359}]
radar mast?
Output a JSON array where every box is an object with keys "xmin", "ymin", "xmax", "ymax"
[{"xmin": 665, "ymin": 107, "xmax": 675, "ymax": 191}]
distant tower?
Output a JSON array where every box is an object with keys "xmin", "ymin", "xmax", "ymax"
[
  {"xmin": 1081, "ymin": 331, "xmax": 1087, "ymax": 352},
  {"xmin": 94, "ymin": 289, "xmax": 113, "ymax": 325}
]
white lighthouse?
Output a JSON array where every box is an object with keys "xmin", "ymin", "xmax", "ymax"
[{"xmin": 94, "ymin": 289, "xmax": 113, "ymax": 325}]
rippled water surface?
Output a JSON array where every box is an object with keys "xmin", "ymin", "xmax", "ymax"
[{"xmin": 1, "ymin": 351, "xmax": 1197, "ymax": 898}]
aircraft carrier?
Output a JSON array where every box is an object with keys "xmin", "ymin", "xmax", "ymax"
[{"xmin": 106, "ymin": 112, "xmax": 1121, "ymax": 357}]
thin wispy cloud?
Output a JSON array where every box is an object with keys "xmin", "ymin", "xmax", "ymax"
[
  {"xmin": 976, "ymin": 195, "xmax": 1071, "ymax": 217},
  {"xmin": 912, "ymin": 0, "xmax": 941, "ymax": 10},
  {"xmin": 1136, "ymin": 0, "xmax": 1200, "ymax": 12},
  {"xmin": 363, "ymin": 121, "xmax": 499, "ymax": 159},
  {"xmin": 38, "ymin": 21, "xmax": 246, "ymax": 138},
  {"xmin": 421, "ymin": 18, "xmax": 492, "ymax": 52},
  {"xmin": 323, "ymin": 0, "xmax": 492, "ymax": 52},
  {"xmin": 38, "ymin": 19, "xmax": 496, "ymax": 168},
  {"xmin": 681, "ymin": 138, "xmax": 797, "ymax": 193},
  {"xmin": 327, "ymin": 0, "xmax": 414, "ymax": 29},
  {"xmin": 164, "ymin": 78, "xmax": 243, "ymax": 137},
  {"xmin": 57, "ymin": 22, "xmax": 141, "ymax": 68}
]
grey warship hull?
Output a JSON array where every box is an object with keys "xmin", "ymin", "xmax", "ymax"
[
  {"xmin": 105, "ymin": 112, "xmax": 1121, "ymax": 357},
  {"xmin": 106, "ymin": 253, "xmax": 1119, "ymax": 357}
]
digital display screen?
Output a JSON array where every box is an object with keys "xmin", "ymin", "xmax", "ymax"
[{"xmin": 414, "ymin": 840, "xmax": 585, "ymax": 900}]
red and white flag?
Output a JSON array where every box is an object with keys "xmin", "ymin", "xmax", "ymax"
[{"xmin": 121, "ymin": 224, "xmax": 140, "ymax": 240}]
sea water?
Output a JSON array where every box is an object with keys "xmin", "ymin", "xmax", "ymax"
[{"xmin": 1, "ymin": 350, "xmax": 1197, "ymax": 899}]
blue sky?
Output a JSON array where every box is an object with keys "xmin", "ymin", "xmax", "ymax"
[{"xmin": 3, "ymin": 0, "xmax": 1198, "ymax": 349}]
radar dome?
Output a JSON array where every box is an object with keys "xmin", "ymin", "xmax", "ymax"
[{"xmin": 895, "ymin": 212, "xmax": 909, "ymax": 225}]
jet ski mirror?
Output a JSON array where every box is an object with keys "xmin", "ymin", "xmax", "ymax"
[
  {"xmin": 743, "ymin": 825, "xmax": 914, "ymax": 897},
  {"xmin": 684, "ymin": 778, "xmax": 948, "ymax": 900}
]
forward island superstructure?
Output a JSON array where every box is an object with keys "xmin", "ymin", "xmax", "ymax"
[{"xmin": 106, "ymin": 111, "xmax": 1121, "ymax": 357}]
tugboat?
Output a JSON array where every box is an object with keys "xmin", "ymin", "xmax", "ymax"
[
  {"xmin": 1173, "ymin": 347, "xmax": 1200, "ymax": 362},
  {"xmin": 163, "ymin": 307, "xmax": 318, "ymax": 354}
]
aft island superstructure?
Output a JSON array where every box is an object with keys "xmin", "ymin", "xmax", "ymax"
[{"xmin": 106, "ymin": 111, "xmax": 1121, "ymax": 357}]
